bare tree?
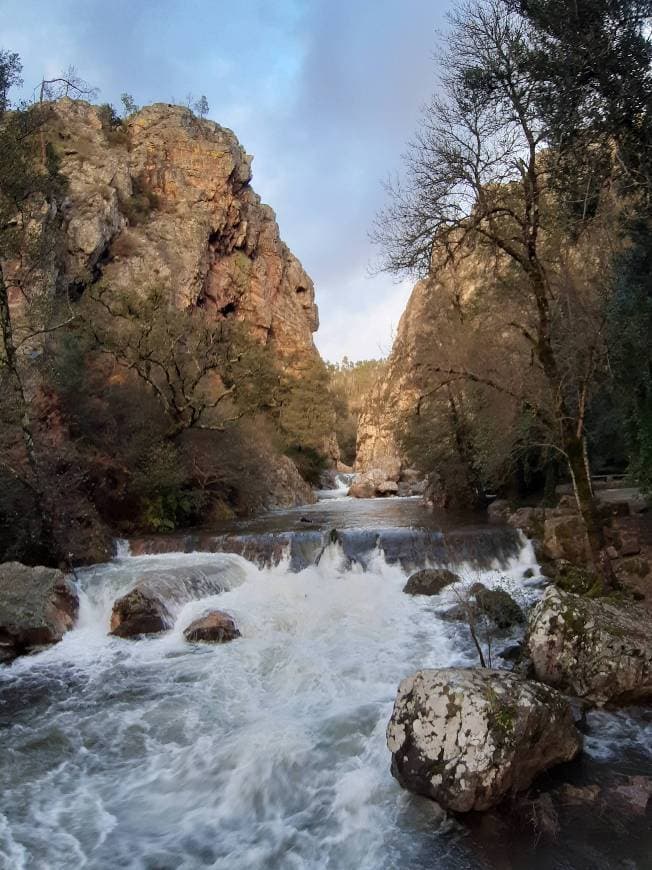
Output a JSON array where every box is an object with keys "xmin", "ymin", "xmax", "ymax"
[
  {"xmin": 373, "ymin": 0, "xmax": 621, "ymax": 587},
  {"xmin": 81, "ymin": 285, "xmax": 278, "ymax": 438}
]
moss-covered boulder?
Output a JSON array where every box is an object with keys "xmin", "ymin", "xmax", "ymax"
[
  {"xmin": 0, "ymin": 562, "xmax": 79, "ymax": 662},
  {"xmin": 403, "ymin": 568, "xmax": 460, "ymax": 596},
  {"xmin": 387, "ymin": 668, "xmax": 581, "ymax": 812},
  {"xmin": 527, "ymin": 586, "xmax": 652, "ymax": 705}
]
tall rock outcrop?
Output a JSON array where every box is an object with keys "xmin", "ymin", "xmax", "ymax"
[
  {"xmin": 45, "ymin": 99, "xmax": 322, "ymax": 371},
  {"xmin": 356, "ymin": 279, "xmax": 432, "ymax": 473}
]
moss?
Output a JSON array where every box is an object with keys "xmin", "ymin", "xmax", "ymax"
[
  {"xmin": 556, "ymin": 565, "xmax": 603, "ymax": 598},
  {"xmin": 485, "ymin": 686, "xmax": 517, "ymax": 738}
]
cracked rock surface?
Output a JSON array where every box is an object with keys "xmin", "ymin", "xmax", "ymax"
[
  {"xmin": 386, "ymin": 667, "xmax": 581, "ymax": 812},
  {"xmin": 527, "ymin": 586, "xmax": 652, "ymax": 706}
]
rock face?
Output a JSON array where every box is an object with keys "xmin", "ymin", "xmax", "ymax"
[
  {"xmin": 45, "ymin": 100, "xmax": 321, "ymax": 368},
  {"xmin": 110, "ymin": 561, "xmax": 247, "ymax": 638},
  {"xmin": 386, "ymin": 668, "xmax": 581, "ymax": 812},
  {"xmin": 356, "ymin": 281, "xmax": 431, "ymax": 475},
  {"xmin": 527, "ymin": 586, "xmax": 652, "ymax": 705},
  {"xmin": 403, "ymin": 568, "xmax": 460, "ymax": 596},
  {"xmin": 14, "ymin": 99, "xmax": 337, "ymax": 494},
  {"xmin": 183, "ymin": 610, "xmax": 241, "ymax": 643},
  {"xmin": 0, "ymin": 562, "xmax": 79, "ymax": 661}
]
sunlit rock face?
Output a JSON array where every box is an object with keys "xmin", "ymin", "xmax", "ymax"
[{"xmin": 44, "ymin": 99, "xmax": 321, "ymax": 370}]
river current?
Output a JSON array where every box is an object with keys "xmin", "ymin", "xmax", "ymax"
[{"xmin": 1, "ymin": 494, "xmax": 650, "ymax": 869}]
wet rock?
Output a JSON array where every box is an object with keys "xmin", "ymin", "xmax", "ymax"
[
  {"xmin": 183, "ymin": 610, "xmax": 241, "ymax": 643},
  {"xmin": 386, "ymin": 668, "xmax": 581, "ymax": 812},
  {"xmin": 403, "ymin": 568, "xmax": 460, "ymax": 596},
  {"xmin": 527, "ymin": 586, "xmax": 652, "ymax": 705},
  {"xmin": 498, "ymin": 643, "xmax": 523, "ymax": 663},
  {"xmin": 606, "ymin": 775, "xmax": 652, "ymax": 816},
  {"xmin": 557, "ymin": 783, "xmax": 601, "ymax": 805},
  {"xmin": 512, "ymin": 792, "xmax": 560, "ymax": 839},
  {"xmin": 471, "ymin": 583, "xmax": 525, "ymax": 629},
  {"xmin": 110, "ymin": 589, "xmax": 174, "ymax": 638},
  {"xmin": 109, "ymin": 562, "xmax": 246, "ymax": 638},
  {"xmin": 0, "ymin": 562, "xmax": 79, "ymax": 661},
  {"xmin": 488, "ymin": 499, "xmax": 511, "ymax": 524}
]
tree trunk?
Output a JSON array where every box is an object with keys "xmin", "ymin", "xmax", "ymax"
[{"xmin": 562, "ymin": 427, "xmax": 617, "ymax": 590}]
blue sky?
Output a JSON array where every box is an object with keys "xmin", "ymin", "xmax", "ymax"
[{"xmin": 4, "ymin": 0, "xmax": 451, "ymax": 361}]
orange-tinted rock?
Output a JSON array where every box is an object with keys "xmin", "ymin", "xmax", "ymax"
[
  {"xmin": 183, "ymin": 610, "xmax": 241, "ymax": 643},
  {"xmin": 110, "ymin": 589, "xmax": 174, "ymax": 638}
]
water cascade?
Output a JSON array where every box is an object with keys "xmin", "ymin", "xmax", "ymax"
[{"xmin": 1, "ymin": 502, "xmax": 650, "ymax": 869}]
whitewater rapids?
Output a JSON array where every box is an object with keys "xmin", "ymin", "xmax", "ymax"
[{"xmin": 0, "ymin": 525, "xmax": 650, "ymax": 869}]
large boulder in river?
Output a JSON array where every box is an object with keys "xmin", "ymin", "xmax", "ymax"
[
  {"xmin": 183, "ymin": 610, "xmax": 241, "ymax": 643},
  {"xmin": 0, "ymin": 562, "xmax": 79, "ymax": 661},
  {"xmin": 527, "ymin": 586, "xmax": 652, "ymax": 705},
  {"xmin": 403, "ymin": 568, "xmax": 460, "ymax": 596},
  {"xmin": 386, "ymin": 668, "xmax": 581, "ymax": 812},
  {"xmin": 110, "ymin": 589, "xmax": 174, "ymax": 638},
  {"xmin": 348, "ymin": 480, "xmax": 376, "ymax": 499}
]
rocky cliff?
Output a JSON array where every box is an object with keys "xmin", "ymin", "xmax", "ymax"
[
  {"xmin": 356, "ymin": 279, "xmax": 431, "ymax": 474},
  {"xmin": 44, "ymin": 98, "xmax": 321, "ymax": 370}
]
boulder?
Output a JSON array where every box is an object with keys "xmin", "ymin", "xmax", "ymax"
[
  {"xmin": 605, "ymin": 775, "xmax": 652, "ymax": 816},
  {"xmin": 488, "ymin": 500, "xmax": 512, "ymax": 524},
  {"xmin": 348, "ymin": 480, "xmax": 376, "ymax": 499},
  {"xmin": 403, "ymin": 568, "xmax": 460, "ymax": 596},
  {"xmin": 110, "ymin": 589, "xmax": 174, "ymax": 638},
  {"xmin": 507, "ymin": 507, "xmax": 546, "ymax": 540},
  {"xmin": 386, "ymin": 668, "xmax": 581, "ymax": 812},
  {"xmin": 376, "ymin": 480, "xmax": 399, "ymax": 496},
  {"xmin": 183, "ymin": 610, "xmax": 241, "ymax": 643},
  {"xmin": 0, "ymin": 562, "xmax": 79, "ymax": 661},
  {"xmin": 527, "ymin": 586, "xmax": 652, "ymax": 705},
  {"xmin": 471, "ymin": 583, "xmax": 525, "ymax": 629},
  {"xmin": 542, "ymin": 514, "xmax": 590, "ymax": 564}
]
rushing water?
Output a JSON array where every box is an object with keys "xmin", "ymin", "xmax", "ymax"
[{"xmin": 1, "ymin": 497, "xmax": 650, "ymax": 869}]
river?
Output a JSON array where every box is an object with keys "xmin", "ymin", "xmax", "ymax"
[{"xmin": 0, "ymin": 493, "xmax": 650, "ymax": 869}]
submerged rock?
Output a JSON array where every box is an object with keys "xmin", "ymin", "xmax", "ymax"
[
  {"xmin": 0, "ymin": 562, "xmax": 79, "ymax": 662},
  {"xmin": 527, "ymin": 586, "xmax": 652, "ymax": 705},
  {"xmin": 386, "ymin": 667, "xmax": 581, "ymax": 812},
  {"xmin": 403, "ymin": 568, "xmax": 460, "ymax": 596},
  {"xmin": 183, "ymin": 610, "xmax": 241, "ymax": 643}
]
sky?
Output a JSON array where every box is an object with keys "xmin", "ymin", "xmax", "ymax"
[{"xmin": 3, "ymin": 0, "xmax": 452, "ymax": 362}]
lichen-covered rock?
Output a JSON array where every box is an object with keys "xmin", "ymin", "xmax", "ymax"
[
  {"xmin": 0, "ymin": 563, "xmax": 79, "ymax": 661},
  {"xmin": 403, "ymin": 568, "xmax": 460, "ymax": 596},
  {"xmin": 387, "ymin": 668, "xmax": 581, "ymax": 812},
  {"xmin": 527, "ymin": 586, "xmax": 652, "ymax": 705},
  {"xmin": 183, "ymin": 610, "xmax": 241, "ymax": 643}
]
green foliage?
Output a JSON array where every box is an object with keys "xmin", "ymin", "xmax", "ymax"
[
  {"xmin": 120, "ymin": 93, "xmax": 139, "ymax": 115},
  {"xmin": 278, "ymin": 356, "xmax": 336, "ymax": 456}
]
